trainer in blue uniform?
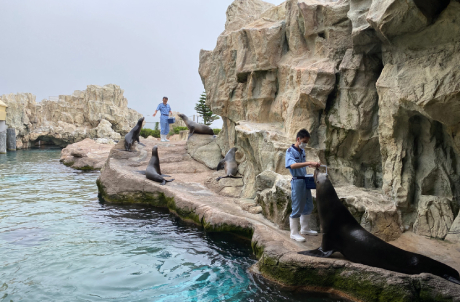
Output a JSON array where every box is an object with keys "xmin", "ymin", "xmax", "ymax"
[
  {"xmin": 285, "ymin": 129, "xmax": 320, "ymax": 242},
  {"xmin": 153, "ymin": 96, "xmax": 172, "ymax": 142}
]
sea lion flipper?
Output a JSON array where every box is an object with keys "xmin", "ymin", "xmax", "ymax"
[
  {"xmin": 188, "ymin": 127, "xmax": 195, "ymax": 139},
  {"xmin": 298, "ymin": 247, "xmax": 334, "ymax": 258},
  {"xmin": 161, "ymin": 174, "xmax": 171, "ymax": 177},
  {"xmin": 161, "ymin": 180, "xmax": 166, "ymax": 185},
  {"xmin": 166, "ymin": 179, "xmax": 175, "ymax": 183},
  {"xmin": 136, "ymin": 170, "xmax": 146, "ymax": 175},
  {"xmin": 445, "ymin": 275, "xmax": 460, "ymax": 285},
  {"xmin": 138, "ymin": 142, "xmax": 146, "ymax": 147}
]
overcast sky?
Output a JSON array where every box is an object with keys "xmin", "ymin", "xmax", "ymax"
[{"xmin": 0, "ymin": 0, "xmax": 284, "ymax": 128}]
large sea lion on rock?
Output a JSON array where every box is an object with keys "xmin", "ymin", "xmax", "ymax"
[
  {"xmin": 216, "ymin": 147, "xmax": 241, "ymax": 181},
  {"xmin": 124, "ymin": 117, "xmax": 145, "ymax": 151},
  {"xmin": 298, "ymin": 169, "xmax": 460, "ymax": 285},
  {"xmin": 178, "ymin": 113, "xmax": 214, "ymax": 139},
  {"xmin": 145, "ymin": 146, "xmax": 174, "ymax": 185}
]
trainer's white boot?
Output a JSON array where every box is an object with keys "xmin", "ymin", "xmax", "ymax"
[
  {"xmin": 165, "ymin": 136, "xmax": 170, "ymax": 142},
  {"xmin": 290, "ymin": 217, "xmax": 306, "ymax": 242},
  {"xmin": 300, "ymin": 214, "xmax": 318, "ymax": 236},
  {"xmin": 160, "ymin": 135, "xmax": 166, "ymax": 142}
]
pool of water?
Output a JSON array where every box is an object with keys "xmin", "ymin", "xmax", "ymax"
[{"xmin": 0, "ymin": 148, "xmax": 347, "ymax": 301}]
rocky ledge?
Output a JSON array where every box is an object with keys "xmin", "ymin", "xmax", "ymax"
[
  {"xmin": 97, "ymin": 137, "xmax": 460, "ymax": 302},
  {"xmin": 60, "ymin": 138, "xmax": 115, "ymax": 170}
]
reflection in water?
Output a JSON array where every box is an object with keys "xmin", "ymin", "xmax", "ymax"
[{"xmin": 0, "ymin": 149, "xmax": 346, "ymax": 301}]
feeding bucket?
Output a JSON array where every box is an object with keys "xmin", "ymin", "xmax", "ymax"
[{"xmin": 167, "ymin": 117, "xmax": 175, "ymax": 124}]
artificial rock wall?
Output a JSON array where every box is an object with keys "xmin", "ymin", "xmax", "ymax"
[
  {"xmin": 1, "ymin": 84, "xmax": 142, "ymax": 148},
  {"xmin": 199, "ymin": 0, "xmax": 460, "ymax": 240}
]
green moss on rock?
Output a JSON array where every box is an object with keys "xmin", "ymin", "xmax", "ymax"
[
  {"xmin": 96, "ymin": 178, "xmax": 253, "ymax": 239},
  {"xmin": 257, "ymin": 252, "xmax": 420, "ymax": 302}
]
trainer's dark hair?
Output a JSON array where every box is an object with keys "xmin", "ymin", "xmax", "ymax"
[
  {"xmin": 296, "ymin": 129, "xmax": 310, "ymax": 139},
  {"xmin": 163, "ymin": 96, "xmax": 168, "ymax": 100}
]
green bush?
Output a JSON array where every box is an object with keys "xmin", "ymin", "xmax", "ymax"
[
  {"xmin": 173, "ymin": 126, "xmax": 188, "ymax": 134},
  {"xmin": 213, "ymin": 129, "xmax": 221, "ymax": 135},
  {"xmin": 140, "ymin": 128, "xmax": 160, "ymax": 138}
]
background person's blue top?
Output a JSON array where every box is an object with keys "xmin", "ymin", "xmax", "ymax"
[
  {"xmin": 285, "ymin": 145, "xmax": 307, "ymax": 177},
  {"xmin": 156, "ymin": 103, "xmax": 171, "ymax": 116}
]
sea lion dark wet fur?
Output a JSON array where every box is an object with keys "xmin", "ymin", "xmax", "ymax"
[
  {"xmin": 145, "ymin": 146, "xmax": 174, "ymax": 185},
  {"xmin": 216, "ymin": 147, "xmax": 241, "ymax": 181},
  {"xmin": 178, "ymin": 113, "xmax": 214, "ymax": 139},
  {"xmin": 124, "ymin": 117, "xmax": 145, "ymax": 151},
  {"xmin": 298, "ymin": 169, "xmax": 460, "ymax": 285}
]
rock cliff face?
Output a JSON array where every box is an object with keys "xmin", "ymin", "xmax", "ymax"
[
  {"xmin": 1, "ymin": 84, "xmax": 142, "ymax": 148},
  {"xmin": 199, "ymin": 0, "xmax": 460, "ymax": 241}
]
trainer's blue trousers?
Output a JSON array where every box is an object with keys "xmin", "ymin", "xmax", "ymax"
[{"xmin": 290, "ymin": 178, "xmax": 313, "ymax": 218}]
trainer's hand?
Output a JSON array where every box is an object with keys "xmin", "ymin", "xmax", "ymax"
[{"xmin": 153, "ymin": 113, "xmax": 156, "ymax": 117}]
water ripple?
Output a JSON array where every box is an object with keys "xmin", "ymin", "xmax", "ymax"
[{"xmin": 0, "ymin": 149, "xmax": 346, "ymax": 302}]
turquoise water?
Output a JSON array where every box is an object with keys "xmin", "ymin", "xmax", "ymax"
[{"xmin": 0, "ymin": 149, "xmax": 346, "ymax": 302}]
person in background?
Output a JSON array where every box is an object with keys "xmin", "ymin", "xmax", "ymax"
[
  {"xmin": 153, "ymin": 96, "xmax": 172, "ymax": 142},
  {"xmin": 285, "ymin": 129, "xmax": 321, "ymax": 242}
]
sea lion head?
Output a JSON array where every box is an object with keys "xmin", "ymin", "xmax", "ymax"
[
  {"xmin": 137, "ymin": 117, "xmax": 145, "ymax": 126},
  {"xmin": 152, "ymin": 145, "xmax": 158, "ymax": 156},
  {"xmin": 178, "ymin": 113, "xmax": 187, "ymax": 121},
  {"xmin": 314, "ymin": 167, "xmax": 329, "ymax": 188}
]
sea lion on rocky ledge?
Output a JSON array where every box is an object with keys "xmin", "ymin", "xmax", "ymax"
[
  {"xmin": 298, "ymin": 169, "xmax": 460, "ymax": 285},
  {"xmin": 145, "ymin": 146, "xmax": 174, "ymax": 185},
  {"xmin": 177, "ymin": 113, "xmax": 214, "ymax": 139},
  {"xmin": 124, "ymin": 117, "xmax": 145, "ymax": 151},
  {"xmin": 216, "ymin": 147, "xmax": 242, "ymax": 181}
]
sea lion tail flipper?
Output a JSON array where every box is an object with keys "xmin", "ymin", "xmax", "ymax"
[
  {"xmin": 444, "ymin": 275, "xmax": 460, "ymax": 285},
  {"xmin": 298, "ymin": 247, "xmax": 334, "ymax": 258},
  {"xmin": 136, "ymin": 170, "xmax": 146, "ymax": 175},
  {"xmin": 138, "ymin": 142, "xmax": 146, "ymax": 146},
  {"xmin": 166, "ymin": 179, "xmax": 175, "ymax": 183},
  {"xmin": 161, "ymin": 174, "xmax": 171, "ymax": 177},
  {"xmin": 161, "ymin": 180, "xmax": 166, "ymax": 185}
]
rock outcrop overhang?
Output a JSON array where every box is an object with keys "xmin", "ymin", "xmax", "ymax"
[
  {"xmin": 97, "ymin": 137, "xmax": 460, "ymax": 301},
  {"xmin": 1, "ymin": 84, "xmax": 142, "ymax": 148},
  {"xmin": 199, "ymin": 0, "xmax": 460, "ymax": 245}
]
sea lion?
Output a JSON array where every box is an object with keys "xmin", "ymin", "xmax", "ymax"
[
  {"xmin": 145, "ymin": 146, "xmax": 174, "ymax": 185},
  {"xmin": 216, "ymin": 147, "xmax": 242, "ymax": 181},
  {"xmin": 124, "ymin": 117, "xmax": 146, "ymax": 151},
  {"xmin": 298, "ymin": 169, "xmax": 460, "ymax": 285},
  {"xmin": 177, "ymin": 113, "xmax": 214, "ymax": 139}
]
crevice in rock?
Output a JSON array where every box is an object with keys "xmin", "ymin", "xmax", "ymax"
[
  {"xmin": 413, "ymin": 0, "xmax": 450, "ymax": 22},
  {"xmin": 282, "ymin": 31, "xmax": 290, "ymax": 54},
  {"xmin": 237, "ymin": 72, "xmax": 250, "ymax": 83}
]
